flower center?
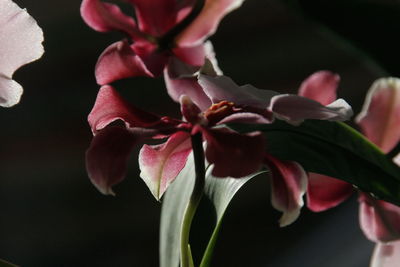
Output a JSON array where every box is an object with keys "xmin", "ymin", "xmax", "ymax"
[{"xmin": 203, "ymin": 101, "xmax": 236, "ymax": 125}]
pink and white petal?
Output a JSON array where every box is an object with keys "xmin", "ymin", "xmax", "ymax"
[
  {"xmin": 0, "ymin": 74, "xmax": 22, "ymax": 107},
  {"xmin": 86, "ymin": 126, "xmax": 140, "ymax": 195},
  {"xmin": 217, "ymin": 112, "xmax": 272, "ymax": 125},
  {"xmin": 88, "ymin": 85, "xmax": 162, "ymax": 132},
  {"xmin": 132, "ymin": 41, "xmax": 169, "ymax": 77},
  {"xmin": 95, "ymin": 40, "xmax": 153, "ymax": 85},
  {"xmin": 197, "ymin": 126, "xmax": 265, "ymax": 178},
  {"xmin": 269, "ymin": 95, "xmax": 353, "ymax": 125},
  {"xmin": 298, "ymin": 71, "xmax": 339, "ymax": 105},
  {"xmin": 175, "ymin": 0, "xmax": 244, "ymax": 46},
  {"xmin": 179, "ymin": 95, "xmax": 205, "ymax": 125},
  {"xmin": 393, "ymin": 153, "xmax": 400, "ymax": 166},
  {"xmin": 359, "ymin": 194, "xmax": 400, "ymax": 242},
  {"xmin": 198, "ymin": 74, "xmax": 277, "ymax": 108},
  {"xmin": 0, "ymin": 0, "xmax": 43, "ymax": 107},
  {"xmin": 166, "ymin": 56, "xmax": 200, "ymax": 80},
  {"xmin": 173, "ymin": 44, "xmax": 205, "ymax": 67},
  {"xmin": 264, "ymin": 154, "xmax": 308, "ymax": 227},
  {"xmin": 306, "ymin": 173, "xmax": 353, "ymax": 212},
  {"xmin": 139, "ymin": 131, "xmax": 192, "ymax": 200},
  {"xmin": 80, "ymin": 0, "xmax": 141, "ymax": 39},
  {"xmin": 371, "ymin": 242, "xmax": 400, "ymax": 267},
  {"xmin": 356, "ymin": 78, "xmax": 400, "ymax": 153},
  {"xmin": 164, "ymin": 62, "xmax": 211, "ymax": 111}
]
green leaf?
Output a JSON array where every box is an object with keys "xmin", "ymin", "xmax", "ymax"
[
  {"xmin": 159, "ymin": 153, "xmax": 265, "ymax": 267},
  {"xmin": 230, "ymin": 120, "xmax": 400, "ymax": 206}
]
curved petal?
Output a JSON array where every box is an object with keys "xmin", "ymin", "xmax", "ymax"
[
  {"xmin": 306, "ymin": 173, "xmax": 353, "ymax": 212},
  {"xmin": 0, "ymin": 74, "xmax": 22, "ymax": 107},
  {"xmin": 298, "ymin": 71, "xmax": 339, "ymax": 105},
  {"xmin": 139, "ymin": 131, "xmax": 192, "ymax": 200},
  {"xmin": 88, "ymin": 85, "xmax": 162, "ymax": 132},
  {"xmin": 356, "ymin": 78, "xmax": 400, "ymax": 153},
  {"xmin": 359, "ymin": 194, "xmax": 400, "ymax": 242},
  {"xmin": 164, "ymin": 61, "xmax": 211, "ymax": 110},
  {"xmin": 0, "ymin": 0, "xmax": 44, "ymax": 107},
  {"xmin": 264, "ymin": 154, "xmax": 308, "ymax": 227},
  {"xmin": 371, "ymin": 242, "xmax": 400, "ymax": 267},
  {"xmin": 172, "ymin": 44, "xmax": 205, "ymax": 67},
  {"xmin": 95, "ymin": 40, "xmax": 153, "ymax": 85},
  {"xmin": 86, "ymin": 126, "xmax": 140, "ymax": 195},
  {"xmin": 198, "ymin": 74, "xmax": 277, "ymax": 108},
  {"xmin": 129, "ymin": 0, "xmax": 195, "ymax": 36},
  {"xmin": 132, "ymin": 41, "xmax": 169, "ymax": 77},
  {"xmin": 80, "ymin": 0, "xmax": 141, "ymax": 39},
  {"xmin": 269, "ymin": 95, "xmax": 353, "ymax": 125},
  {"xmin": 217, "ymin": 112, "xmax": 272, "ymax": 125},
  {"xmin": 197, "ymin": 126, "xmax": 265, "ymax": 178},
  {"xmin": 175, "ymin": 0, "xmax": 244, "ymax": 46}
]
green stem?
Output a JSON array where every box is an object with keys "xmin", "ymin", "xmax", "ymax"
[{"xmin": 180, "ymin": 133, "xmax": 206, "ymax": 267}]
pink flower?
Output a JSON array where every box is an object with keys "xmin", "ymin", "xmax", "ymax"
[
  {"xmin": 85, "ymin": 72, "xmax": 352, "ymax": 230},
  {"xmin": 80, "ymin": 0, "xmax": 243, "ymax": 84},
  {"xmin": 303, "ymin": 74, "xmax": 400, "ymax": 266},
  {"xmin": 0, "ymin": 0, "xmax": 44, "ymax": 107}
]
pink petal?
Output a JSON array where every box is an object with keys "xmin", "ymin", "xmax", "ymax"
[
  {"xmin": 217, "ymin": 112, "xmax": 272, "ymax": 125},
  {"xmin": 175, "ymin": 0, "xmax": 244, "ymax": 46},
  {"xmin": 86, "ymin": 126, "xmax": 140, "ymax": 195},
  {"xmin": 95, "ymin": 40, "xmax": 153, "ymax": 85},
  {"xmin": 298, "ymin": 71, "xmax": 339, "ymax": 105},
  {"xmin": 269, "ymin": 95, "xmax": 353, "ymax": 125},
  {"xmin": 132, "ymin": 41, "xmax": 169, "ymax": 77},
  {"xmin": 88, "ymin": 85, "xmax": 163, "ymax": 132},
  {"xmin": 139, "ymin": 131, "xmax": 192, "ymax": 200},
  {"xmin": 172, "ymin": 44, "xmax": 205, "ymax": 67},
  {"xmin": 359, "ymin": 193, "xmax": 400, "ymax": 242},
  {"xmin": 356, "ymin": 78, "xmax": 400, "ymax": 153},
  {"xmin": 80, "ymin": 0, "xmax": 141, "ymax": 39},
  {"xmin": 197, "ymin": 126, "xmax": 265, "ymax": 178},
  {"xmin": 0, "ymin": 0, "xmax": 44, "ymax": 107},
  {"xmin": 129, "ymin": 0, "xmax": 195, "ymax": 36},
  {"xmin": 264, "ymin": 154, "xmax": 308, "ymax": 227},
  {"xmin": 198, "ymin": 74, "xmax": 277, "ymax": 109},
  {"xmin": 164, "ymin": 61, "xmax": 211, "ymax": 111},
  {"xmin": 306, "ymin": 173, "xmax": 353, "ymax": 212},
  {"xmin": 180, "ymin": 95, "xmax": 204, "ymax": 124},
  {"xmin": 371, "ymin": 242, "xmax": 400, "ymax": 267}
]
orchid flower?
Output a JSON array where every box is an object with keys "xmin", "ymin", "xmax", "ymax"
[
  {"xmin": 302, "ymin": 74, "xmax": 400, "ymax": 267},
  {"xmin": 0, "ymin": 0, "xmax": 44, "ymax": 107},
  {"xmin": 80, "ymin": 0, "xmax": 242, "ymax": 85},
  {"xmin": 85, "ymin": 72, "xmax": 352, "ymax": 227}
]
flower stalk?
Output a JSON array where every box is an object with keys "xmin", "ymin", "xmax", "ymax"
[{"xmin": 180, "ymin": 132, "xmax": 206, "ymax": 267}]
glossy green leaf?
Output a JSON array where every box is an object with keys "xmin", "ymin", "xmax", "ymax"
[
  {"xmin": 159, "ymin": 153, "xmax": 265, "ymax": 267},
  {"xmin": 230, "ymin": 120, "xmax": 400, "ymax": 206}
]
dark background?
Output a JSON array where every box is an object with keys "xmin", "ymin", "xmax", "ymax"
[{"xmin": 1, "ymin": 0, "xmax": 398, "ymax": 266}]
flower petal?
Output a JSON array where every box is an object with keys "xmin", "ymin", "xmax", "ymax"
[
  {"xmin": 129, "ymin": 0, "xmax": 195, "ymax": 36},
  {"xmin": 356, "ymin": 78, "xmax": 400, "ymax": 153},
  {"xmin": 217, "ymin": 112, "xmax": 272, "ymax": 125},
  {"xmin": 95, "ymin": 40, "xmax": 153, "ymax": 85},
  {"xmin": 264, "ymin": 154, "xmax": 308, "ymax": 227},
  {"xmin": 269, "ymin": 95, "xmax": 353, "ymax": 125},
  {"xmin": 80, "ymin": 0, "xmax": 141, "ymax": 39},
  {"xmin": 306, "ymin": 173, "xmax": 353, "ymax": 212},
  {"xmin": 371, "ymin": 242, "xmax": 400, "ymax": 267},
  {"xmin": 88, "ymin": 85, "xmax": 163, "ymax": 133},
  {"xmin": 197, "ymin": 126, "xmax": 265, "ymax": 178},
  {"xmin": 198, "ymin": 74, "xmax": 277, "ymax": 108},
  {"xmin": 175, "ymin": 0, "xmax": 244, "ymax": 46},
  {"xmin": 139, "ymin": 131, "xmax": 192, "ymax": 200},
  {"xmin": 132, "ymin": 41, "xmax": 169, "ymax": 77},
  {"xmin": 297, "ymin": 71, "xmax": 339, "ymax": 105},
  {"xmin": 0, "ymin": 0, "xmax": 44, "ymax": 107},
  {"xmin": 86, "ymin": 126, "xmax": 140, "ymax": 195},
  {"xmin": 359, "ymin": 193, "xmax": 400, "ymax": 242},
  {"xmin": 172, "ymin": 44, "xmax": 205, "ymax": 67}
]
